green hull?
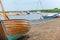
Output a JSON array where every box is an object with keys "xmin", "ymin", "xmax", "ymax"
[{"xmin": 7, "ymin": 34, "xmax": 23, "ymax": 40}]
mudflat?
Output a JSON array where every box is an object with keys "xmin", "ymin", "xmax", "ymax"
[{"xmin": 19, "ymin": 18, "xmax": 60, "ymax": 40}]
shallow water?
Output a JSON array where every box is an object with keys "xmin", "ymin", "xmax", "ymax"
[{"xmin": 0, "ymin": 14, "xmax": 43, "ymax": 20}]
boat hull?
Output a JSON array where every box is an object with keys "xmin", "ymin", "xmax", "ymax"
[{"xmin": 0, "ymin": 19, "xmax": 30, "ymax": 40}]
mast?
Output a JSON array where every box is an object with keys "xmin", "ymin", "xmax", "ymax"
[
  {"xmin": 39, "ymin": 0, "xmax": 43, "ymax": 10},
  {"xmin": 0, "ymin": 0, "xmax": 9, "ymax": 20},
  {"xmin": 38, "ymin": 0, "xmax": 44, "ymax": 20}
]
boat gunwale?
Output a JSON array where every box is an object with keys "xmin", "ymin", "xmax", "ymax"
[{"xmin": 0, "ymin": 19, "xmax": 29, "ymax": 21}]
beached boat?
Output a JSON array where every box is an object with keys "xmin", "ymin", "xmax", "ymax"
[
  {"xmin": 43, "ymin": 13, "xmax": 58, "ymax": 19},
  {"xmin": 0, "ymin": 19, "xmax": 30, "ymax": 40},
  {"xmin": 0, "ymin": 0, "xmax": 30, "ymax": 40}
]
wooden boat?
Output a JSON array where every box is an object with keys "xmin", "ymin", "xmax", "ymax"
[
  {"xmin": 0, "ymin": 19, "xmax": 30, "ymax": 40},
  {"xmin": 0, "ymin": 0, "xmax": 30, "ymax": 40}
]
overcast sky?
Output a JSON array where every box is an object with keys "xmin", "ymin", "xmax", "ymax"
[{"xmin": 0, "ymin": 0, "xmax": 60, "ymax": 11}]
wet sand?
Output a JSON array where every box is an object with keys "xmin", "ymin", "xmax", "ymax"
[{"xmin": 18, "ymin": 18, "xmax": 60, "ymax": 40}]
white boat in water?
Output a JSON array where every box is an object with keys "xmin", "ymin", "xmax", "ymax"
[{"xmin": 43, "ymin": 13, "xmax": 59, "ymax": 19}]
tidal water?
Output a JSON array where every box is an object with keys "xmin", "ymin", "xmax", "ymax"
[{"xmin": 0, "ymin": 14, "xmax": 42, "ymax": 20}]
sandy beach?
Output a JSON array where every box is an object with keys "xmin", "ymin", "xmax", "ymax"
[{"xmin": 18, "ymin": 18, "xmax": 60, "ymax": 40}]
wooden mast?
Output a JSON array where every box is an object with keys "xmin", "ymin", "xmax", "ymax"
[{"xmin": 0, "ymin": 0, "xmax": 9, "ymax": 20}]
